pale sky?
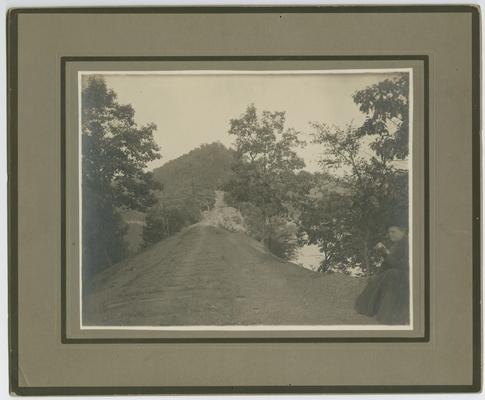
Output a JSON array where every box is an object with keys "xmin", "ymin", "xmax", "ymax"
[{"xmin": 87, "ymin": 71, "xmax": 404, "ymax": 172}]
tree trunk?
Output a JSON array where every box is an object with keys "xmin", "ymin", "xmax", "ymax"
[
  {"xmin": 362, "ymin": 241, "xmax": 370, "ymax": 273},
  {"xmin": 362, "ymin": 229, "xmax": 371, "ymax": 274},
  {"xmin": 103, "ymin": 249, "xmax": 112, "ymax": 267},
  {"xmin": 261, "ymin": 210, "xmax": 268, "ymax": 242}
]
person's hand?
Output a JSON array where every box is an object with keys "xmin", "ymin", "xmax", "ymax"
[{"xmin": 374, "ymin": 242, "xmax": 389, "ymax": 254}]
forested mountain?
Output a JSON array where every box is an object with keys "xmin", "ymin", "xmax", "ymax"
[
  {"xmin": 122, "ymin": 142, "xmax": 236, "ymax": 252},
  {"xmin": 152, "ymin": 142, "xmax": 235, "ymax": 210}
]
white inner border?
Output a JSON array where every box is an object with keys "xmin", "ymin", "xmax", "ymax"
[{"xmin": 78, "ymin": 68, "xmax": 414, "ymax": 331}]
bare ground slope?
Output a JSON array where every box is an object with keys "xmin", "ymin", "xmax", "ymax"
[{"xmin": 84, "ymin": 224, "xmax": 374, "ymax": 326}]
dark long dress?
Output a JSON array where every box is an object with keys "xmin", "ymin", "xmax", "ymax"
[{"xmin": 355, "ymin": 238, "xmax": 409, "ymax": 325}]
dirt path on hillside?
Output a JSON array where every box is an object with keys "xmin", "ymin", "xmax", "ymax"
[{"xmin": 84, "ymin": 224, "xmax": 374, "ymax": 326}]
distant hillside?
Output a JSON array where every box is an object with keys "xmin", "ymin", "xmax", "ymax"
[
  {"xmin": 152, "ymin": 142, "xmax": 236, "ymax": 209},
  {"xmin": 120, "ymin": 142, "xmax": 235, "ymax": 254}
]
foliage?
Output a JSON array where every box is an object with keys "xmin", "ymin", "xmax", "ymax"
[
  {"xmin": 303, "ymin": 74, "xmax": 409, "ymax": 274},
  {"xmin": 231, "ymin": 201, "xmax": 265, "ymax": 241},
  {"xmin": 353, "ymin": 73, "xmax": 409, "ymax": 161},
  {"xmin": 228, "ymin": 201, "xmax": 299, "ymax": 261},
  {"xmin": 264, "ymin": 217, "xmax": 299, "ymax": 260},
  {"xmin": 142, "ymin": 206, "xmax": 190, "ymax": 247},
  {"xmin": 297, "ymin": 190, "xmax": 352, "ymax": 272},
  {"xmin": 82, "ymin": 76, "xmax": 161, "ymax": 280},
  {"xmin": 223, "ymin": 104, "xmax": 306, "ymax": 259}
]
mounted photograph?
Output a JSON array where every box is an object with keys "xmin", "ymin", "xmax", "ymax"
[
  {"xmin": 80, "ymin": 69, "xmax": 412, "ymax": 329},
  {"xmin": 10, "ymin": 6, "xmax": 482, "ymax": 394}
]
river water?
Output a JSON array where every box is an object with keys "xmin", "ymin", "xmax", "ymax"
[{"xmin": 294, "ymin": 244, "xmax": 324, "ymax": 271}]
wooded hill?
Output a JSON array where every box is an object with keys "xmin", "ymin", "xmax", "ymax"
[
  {"xmin": 121, "ymin": 142, "xmax": 236, "ymax": 252},
  {"xmin": 152, "ymin": 142, "xmax": 235, "ymax": 210}
]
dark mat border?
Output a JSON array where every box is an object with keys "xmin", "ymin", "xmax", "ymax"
[{"xmin": 60, "ymin": 54, "xmax": 429, "ymax": 345}]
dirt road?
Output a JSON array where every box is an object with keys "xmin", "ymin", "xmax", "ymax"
[
  {"xmin": 83, "ymin": 225, "xmax": 374, "ymax": 326},
  {"xmin": 84, "ymin": 223, "xmax": 374, "ymax": 326}
]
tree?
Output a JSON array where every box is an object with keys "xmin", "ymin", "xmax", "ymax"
[
  {"xmin": 297, "ymin": 190, "xmax": 352, "ymax": 272},
  {"xmin": 308, "ymin": 74, "xmax": 409, "ymax": 274},
  {"xmin": 352, "ymin": 73, "xmax": 410, "ymax": 237},
  {"xmin": 141, "ymin": 205, "xmax": 167, "ymax": 247},
  {"xmin": 82, "ymin": 76, "xmax": 161, "ymax": 281},
  {"xmin": 225, "ymin": 105, "xmax": 305, "ymax": 224},
  {"xmin": 141, "ymin": 185, "xmax": 203, "ymax": 248},
  {"xmin": 141, "ymin": 205, "xmax": 190, "ymax": 248},
  {"xmin": 224, "ymin": 104, "xmax": 305, "ymax": 259},
  {"xmin": 353, "ymin": 73, "xmax": 409, "ymax": 161}
]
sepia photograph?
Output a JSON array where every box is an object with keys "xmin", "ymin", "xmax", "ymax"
[
  {"xmin": 8, "ymin": 5, "xmax": 482, "ymax": 394},
  {"xmin": 80, "ymin": 69, "xmax": 412, "ymax": 329}
]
